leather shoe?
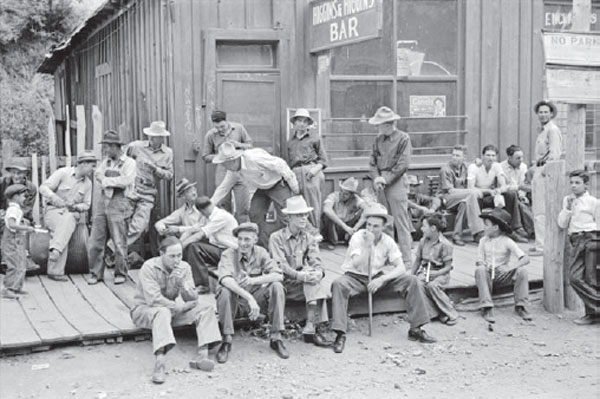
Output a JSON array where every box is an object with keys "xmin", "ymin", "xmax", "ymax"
[
  {"xmin": 303, "ymin": 332, "xmax": 332, "ymax": 347},
  {"xmin": 573, "ymin": 315, "xmax": 600, "ymax": 326},
  {"xmin": 270, "ymin": 339, "xmax": 289, "ymax": 359},
  {"xmin": 514, "ymin": 228, "xmax": 529, "ymax": 238},
  {"xmin": 48, "ymin": 274, "xmax": 68, "ymax": 282},
  {"xmin": 114, "ymin": 275, "xmax": 126, "ymax": 285},
  {"xmin": 515, "ymin": 306, "xmax": 532, "ymax": 321},
  {"xmin": 333, "ymin": 334, "xmax": 346, "ymax": 353},
  {"xmin": 482, "ymin": 307, "xmax": 495, "ymax": 323},
  {"xmin": 87, "ymin": 276, "xmax": 102, "ymax": 285},
  {"xmin": 407, "ymin": 328, "xmax": 437, "ymax": 344},
  {"xmin": 152, "ymin": 358, "xmax": 166, "ymax": 384},
  {"xmin": 452, "ymin": 234, "xmax": 466, "ymax": 247},
  {"xmin": 510, "ymin": 233, "xmax": 528, "ymax": 243},
  {"xmin": 216, "ymin": 342, "xmax": 231, "ymax": 363}
]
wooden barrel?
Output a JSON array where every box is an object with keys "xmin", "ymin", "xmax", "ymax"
[
  {"xmin": 29, "ymin": 229, "xmax": 50, "ymax": 274},
  {"xmin": 65, "ymin": 221, "xmax": 89, "ymax": 274}
]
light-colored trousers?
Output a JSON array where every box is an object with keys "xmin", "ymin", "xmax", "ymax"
[
  {"xmin": 126, "ymin": 196, "xmax": 155, "ymax": 247},
  {"xmin": 378, "ymin": 175, "xmax": 412, "ymax": 265},
  {"xmin": 531, "ymin": 167, "xmax": 545, "ymax": 251},
  {"xmin": 293, "ymin": 165, "xmax": 324, "ymax": 230},
  {"xmin": 131, "ymin": 301, "xmax": 221, "ymax": 355},
  {"xmin": 417, "ymin": 271, "xmax": 458, "ymax": 320},
  {"xmin": 474, "ymin": 266, "xmax": 529, "ymax": 309},
  {"xmin": 444, "ymin": 189, "xmax": 485, "ymax": 236},
  {"xmin": 45, "ymin": 208, "xmax": 80, "ymax": 276},
  {"xmin": 215, "ymin": 164, "xmax": 250, "ymax": 223}
]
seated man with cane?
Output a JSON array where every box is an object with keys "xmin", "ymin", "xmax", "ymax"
[{"xmin": 330, "ymin": 203, "xmax": 437, "ymax": 354}]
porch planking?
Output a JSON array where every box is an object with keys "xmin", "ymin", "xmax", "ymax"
[{"xmin": 0, "ymin": 241, "xmax": 543, "ymax": 353}]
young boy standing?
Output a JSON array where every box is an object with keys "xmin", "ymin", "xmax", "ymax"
[
  {"xmin": 474, "ymin": 208, "xmax": 531, "ymax": 323},
  {"xmin": 558, "ymin": 170, "xmax": 600, "ymax": 325},
  {"xmin": 1, "ymin": 184, "xmax": 35, "ymax": 298}
]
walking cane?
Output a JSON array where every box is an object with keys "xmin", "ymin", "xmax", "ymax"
[{"xmin": 367, "ymin": 247, "xmax": 373, "ymax": 337}]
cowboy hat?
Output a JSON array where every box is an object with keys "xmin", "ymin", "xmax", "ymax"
[
  {"xmin": 4, "ymin": 158, "xmax": 30, "ymax": 172},
  {"xmin": 533, "ymin": 100, "xmax": 557, "ymax": 117},
  {"xmin": 407, "ymin": 175, "xmax": 422, "ymax": 186},
  {"xmin": 368, "ymin": 106, "xmax": 401, "ymax": 125},
  {"xmin": 143, "ymin": 121, "xmax": 170, "ymax": 137},
  {"xmin": 77, "ymin": 150, "xmax": 98, "ymax": 164},
  {"xmin": 339, "ymin": 177, "xmax": 359, "ymax": 193},
  {"xmin": 363, "ymin": 203, "xmax": 393, "ymax": 225},
  {"xmin": 212, "ymin": 141, "xmax": 244, "ymax": 164},
  {"xmin": 233, "ymin": 222, "xmax": 259, "ymax": 237},
  {"xmin": 479, "ymin": 208, "xmax": 512, "ymax": 234},
  {"xmin": 290, "ymin": 108, "xmax": 314, "ymax": 125},
  {"xmin": 175, "ymin": 178, "xmax": 196, "ymax": 197},
  {"xmin": 98, "ymin": 130, "xmax": 124, "ymax": 145},
  {"xmin": 4, "ymin": 184, "xmax": 28, "ymax": 199},
  {"xmin": 282, "ymin": 195, "xmax": 313, "ymax": 215}
]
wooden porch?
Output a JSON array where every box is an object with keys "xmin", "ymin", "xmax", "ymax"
[{"xmin": 0, "ymin": 241, "xmax": 543, "ymax": 355}]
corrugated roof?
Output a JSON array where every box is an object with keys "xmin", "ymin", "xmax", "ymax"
[{"xmin": 37, "ymin": 0, "xmax": 126, "ymax": 74}]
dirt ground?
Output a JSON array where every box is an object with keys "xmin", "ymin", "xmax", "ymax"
[{"xmin": 1, "ymin": 301, "xmax": 598, "ymax": 399}]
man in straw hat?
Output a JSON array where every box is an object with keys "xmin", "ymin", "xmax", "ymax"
[
  {"xmin": 287, "ymin": 108, "xmax": 328, "ymax": 230},
  {"xmin": 131, "ymin": 236, "xmax": 222, "ymax": 384},
  {"xmin": 215, "ymin": 222, "xmax": 288, "ymax": 362},
  {"xmin": 474, "ymin": 208, "xmax": 532, "ymax": 323},
  {"xmin": 88, "ymin": 130, "xmax": 137, "ymax": 285},
  {"xmin": 368, "ymin": 106, "xmax": 413, "ymax": 266},
  {"xmin": 202, "ymin": 110, "xmax": 253, "ymax": 222},
  {"xmin": 155, "ymin": 178, "xmax": 204, "ymax": 237},
  {"xmin": 39, "ymin": 150, "xmax": 98, "ymax": 281},
  {"xmin": 530, "ymin": 100, "xmax": 563, "ymax": 257},
  {"xmin": 330, "ymin": 203, "xmax": 437, "ymax": 353},
  {"xmin": 211, "ymin": 141, "xmax": 299, "ymax": 248},
  {"xmin": 269, "ymin": 196, "xmax": 332, "ymax": 348},
  {"xmin": 322, "ymin": 177, "xmax": 367, "ymax": 250}
]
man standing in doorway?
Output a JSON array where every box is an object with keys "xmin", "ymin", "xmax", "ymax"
[
  {"xmin": 202, "ymin": 110, "xmax": 252, "ymax": 222},
  {"xmin": 368, "ymin": 106, "xmax": 413, "ymax": 266},
  {"xmin": 530, "ymin": 100, "xmax": 563, "ymax": 256}
]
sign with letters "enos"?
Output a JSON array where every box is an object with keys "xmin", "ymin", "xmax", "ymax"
[{"xmin": 310, "ymin": 0, "xmax": 382, "ymax": 53}]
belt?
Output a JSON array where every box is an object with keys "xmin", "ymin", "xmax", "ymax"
[{"xmin": 569, "ymin": 231, "xmax": 593, "ymax": 244}]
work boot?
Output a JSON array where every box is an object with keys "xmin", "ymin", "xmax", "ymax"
[
  {"xmin": 216, "ymin": 342, "xmax": 231, "ymax": 364},
  {"xmin": 408, "ymin": 327, "xmax": 437, "ymax": 343},
  {"xmin": 270, "ymin": 339, "xmax": 289, "ymax": 359},
  {"xmin": 87, "ymin": 275, "xmax": 102, "ymax": 285},
  {"xmin": 152, "ymin": 356, "xmax": 166, "ymax": 384},
  {"xmin": 515, "ymin": 306, "xmax": 532, "ymax": 321},
  {"xmin": 514, "ymin": 228, "xmax": 529, "ymax": 239},
  {"xmin": 573, "ymin": 315, "xmax": 600, "ymax": 326},
  {"xmin": 333, "ymin": 333, "xmax": 346, "ymax": 353},
  {"xmin": 482, "ymin": 307, "xmax": 495, "ymax": 323},
  {"xmin": 114, "ymin": 275, "xmax": 126, "ymax": 285},
  {"xmin": 48, "ymin": 274, "xmax": 68, "ymax": 282},
  {"xmin": 452, "ymin": 234, "xmax": 466, "ymax": 247},
  {"xmin": 1, "ymin": 288, "xmax": 19, "ymax": 299}
]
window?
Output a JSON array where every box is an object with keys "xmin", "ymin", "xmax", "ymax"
[
  {"xmin": 216, "ymin": 42, "xmax": 276, "ymax": 68},
  {"xmin": 323, "ymin": 0, "xmax": 464, "ymax": 168}
]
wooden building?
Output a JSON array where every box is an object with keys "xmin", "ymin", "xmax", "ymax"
[{"xmin": 38, "ymin": 0, "xmax": 599, "ymax": 203}]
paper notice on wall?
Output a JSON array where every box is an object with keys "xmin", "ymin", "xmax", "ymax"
[
  {"xmin": 409, "ymin": 96, "xmax": 446, "ymax": 117},
  {"xmin": 397, "ymin": 41, "xmax": 424, "ymax": 76}
]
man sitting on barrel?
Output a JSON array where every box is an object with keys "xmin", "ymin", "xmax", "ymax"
[{"xmin": 39, "ymin": 151, "xmax": 98, "ymax": 281}]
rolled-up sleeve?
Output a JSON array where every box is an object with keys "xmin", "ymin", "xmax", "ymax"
[{"xmin": 218, "ymin": 248, "xmax": 237, "ymax": 283}]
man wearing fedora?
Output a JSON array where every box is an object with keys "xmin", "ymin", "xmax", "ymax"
[
  {"xmin": 39, "ymin": 150, "xmax": 98, "ymax": 281},
  {"xmin": 368, "ymin": 106, "xmax": 413, "ymax": 266},
  {"xmin": 216, "ymin": 222, "xmax": 288, "ymax": 362},
  {"xmin": 474, "ymin": 208, "xmax": 532, "ymax": 323},
  {"xmin": 269, "ymin": 196, "xmax": 331, "ymax": 348},
  {"xmin": 330, "ymin": 204, "xmax": 437, "ymax": 353},
  {"xmin": 287, "ymin": 108, "xmax": 328, "ymax": 231},
  {"xmin": 155, "ymin": 178, "xmax": 204, "ymax": 237},
  {"xmin": 120, "ymin": 121, "xmax": 174, "ymax": 251},
  {"xmin": 202, "ymin": 110, "xmax": 253, "ymax": 222},
  {"xmin": 211, "ymin": 141, "xmax": 299, "ymax": 248},
  {"xmin": 322, "ymin": 177, "xmax": 367, "ymax": 250},
  {"xmin": 530, "ymin": 100, "xmax": 563, "ymax": 257},
  {"xmin": 88, "ymin": 130, "xmax": 137, "ymax": 285}
]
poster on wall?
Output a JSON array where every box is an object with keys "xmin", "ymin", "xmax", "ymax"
[
  {"xmin": 409, "ymin": 96, "xmax": 446, "ymax": 117},
  {"xmin": 396, "ymin": 41, "xmax": 424, "ymax": 76}
]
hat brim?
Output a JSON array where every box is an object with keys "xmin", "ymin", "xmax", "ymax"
[
  {"xmin": 176, "ymin": 182, "xmax": 196, "ymax": 197},
  {"xmin": 77, "ymin": 158, "xmax": 98, "ymax": 163},
  {"xmin": 338, "ymin": 181, "xmax": 359, "ymax": 193},
  {"xmin": 368, "ymin": 114, "xmax": 401, "ymax": 125},
  {"xmin": 281, "ymin": 206, "xmax": 314, "ymax": 215},
  {"xmin": 143, "ymin": 127, "xmax": 171, "ymax": 137},
  {"xmin": 290, "ymin": 116, "xmax": 314, "ymax": 125},
  {"xmin": 5, "ymin": 165, "xmax": 30, "ymax": 172},
  {"xmin": 533, "ymin": 101, "xmax": 557, "ymax": 117},
  {"xmin": 233, "ymin": 226, "xmax": 259, "ymax": 237},
  {"xmin": 99, "ymin": 140, "xmax": 124, "ymax": 145},
  {"xmin": 364, "ymin": 212, "xmax": 393, "ymax": 225},
  {"xmin": 479, "ymin": 214, "xmax": 512, "ymax": 234},
  {"xmin": 212, "ymin": 151, "xmax": 243, "ymax": 164}
]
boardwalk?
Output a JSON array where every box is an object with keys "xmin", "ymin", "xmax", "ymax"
[{"xmin": 0, "ymin": 242, "xmax": 543, "ymax": 354}]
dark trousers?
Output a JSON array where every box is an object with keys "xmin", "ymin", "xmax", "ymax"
[
  {"xmin": 183, "ymin": 241, "xmax": 223, "ymax": 288},
  {"xmin": 249, "ymin": 180, "xmax": 293, "ymax": 248},
  {"xmin": 322, "ymin": 213, "xmax": 361, "ymax": 245},
  {"xmin": 568, "ymin": 233, "xmax": 600, "ymax": 316}
]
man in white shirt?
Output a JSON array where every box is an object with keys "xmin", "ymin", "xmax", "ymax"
[
  {"xmin": 500, "ymin": 145, "xmax": 534, "ymax": 239},
  {"xmin": 211, "ymin": 141, "xmax": 299, "ymax": 247}
]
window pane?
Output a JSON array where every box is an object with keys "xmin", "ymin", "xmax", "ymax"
[
  {"xmin": 396, "ymin": 0, "xmax": 458, "ymax": 76},
  {"xmin": 396, "ymin": 81, "xmax": 457, "ymax": 117},
  {"xmin": 216, "ymin": 43, "xmax": 276, "ymax": 68},
  {"xmin": 331, "ymin": 81, "xmax": 393, "ymax": 118},
  {"xmin": 330, "ymin": 0, "xmax": 394, "ymax": 75}
]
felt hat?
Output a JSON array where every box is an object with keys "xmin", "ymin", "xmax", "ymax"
[
  {"xmin": 407, "ymin": 175, "xmax": 422, "ymax": 186},
  {"xmin": 175, "ymin": 178, "xmax": 196, "ymax": 197},
  {"xmin": 290, "ymin": 108, "xmax": 314, "ymax": 125},
  {"xmin": 98, "ymin": 130, "xmax": 124, "ymax": 145},
  {"xmin": 143, "ymin": 121, "xmax": 170, "ymax": 137},
  {"xmin": 4, "ymin": 184, "xmax": 28, "ymax": 199},
  {"xmin": 195, "ymin": 196, "xmax": 212, "ymax": 210},
  {"xmin": 339, "ymin": 177, "xmax": 359, "ymax": 193},
  {"xmin": 368, "ymin": 106, "xmax": 401, "ymax": 125},
  {"xmin": 479, "ymin": 208, "xmax": 512, "ymax": 234},
  {"xmin": 212, "ymin": 141, "xmax": 244, "ymax": 164},
  {"xmin": 77, "ymin": 150, "xmax": 98, "ymax": 164},
  {"xmin": 533, "ymin": 100, "xmax": 557, "ymax": 117},
  {"xmin": 363, "ymin": 203, "xmax": 393, "ymax": 225},
  {"xmin": 233, "ymin": 222, "xmax": 259, "ymax": 237},
  {"xmin": 4, "ymin": 158, "xmax": 30, "ymax": 172},
  {"xmin": 282, "ymin": 195, "xmax": 313, "ymax": 215}
]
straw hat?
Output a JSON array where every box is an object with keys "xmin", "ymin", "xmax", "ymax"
[
  {"xmin": 368, "ymin": 106, "xmax": 401, "ymax": 125},
  {"xmin": 338, "ymin": 177, "xmax": 359, "ymax": 193},
  {"xmin": 143, "ymin": 121, "xmax": 170, "ymax": 137},
  {"xmin": 363, "ymin": 203, "xmax": 393, "ymax": 225},
  {"xmin": 98, "ymin": 130, "xmax": 124, "ymax": 145},
  {"xmin": 212, "ymin": 141, "xmax": 244, "ymax": 164},
  {"xmin": 282, "ymin": 196, "xmax": 313, "ymax": 215},
  {"xmin": 233, "ymin": 222, "xmax": 259, "ymax": 237},
  {"xmin": 175, "ymin": 178, "xmax": 196, "ymax": 197},
  {"xmin": 479, "ymin": 208, "xmax": 512, "ymax": 234},
  {"xmin": 290, "ymin": 108, "xmax": 314, "ymax": 125},
  {"xmin": 77, "ymin": 150, "xmax": 98, "ymax": 164}
]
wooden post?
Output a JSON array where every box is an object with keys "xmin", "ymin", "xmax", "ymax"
[
  {"xmin": 40, "ymin": 156, "xmax": 47, "ymax": 217},
  {"xmin": 76, "ymin": 105, "xmax": 86, "ymax": 155},
  {"xmin": 92, "ymin": 105, "xmax": 103, "ymax": 159},
  {"xmin": 562, "ymin": 0, "xmax": 591, "ymax": 311},
  {"xmin": 65, "ymin": 105, "xmax": 71, "ymax": 168},
  {"xmin": 47, "ymin": 114, "xmax": 57, "ymax": 173},
  {"xmin": 31, "ymin": 153, "xmax": 40, "ymax": 226},
  {"xmin": 543, "ymin": 161, "xmax": 567, "ymax": 313}
]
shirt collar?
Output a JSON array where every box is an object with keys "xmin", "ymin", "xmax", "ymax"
[
  {"xmin": 145, "ymin": 141, "xmax": 166, "ymax": 153},
  {"xmin": 7, "ymin": 202, "xmax": 20, "ymax": 209},
  {"xmin": 381, "ymin": 130, "xmax": 400, "ymax": 142},
  {"xmin": 150, "ymin": 257, "xmax": 172, "ymax": 275},
  {"xmin": 283, "ymin": 226, "xmax": 305, "ymax": 241},
  {"xmin": 237, "ymin": 246, "xmax": 255, "ymax": 263},
  {"xmin": 71, "ymin": 167, "xmax": 86, "ymax": 181},
  {"xmin": 293, "ymin": 130, "xmax": 310, "ymax": 140}
]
